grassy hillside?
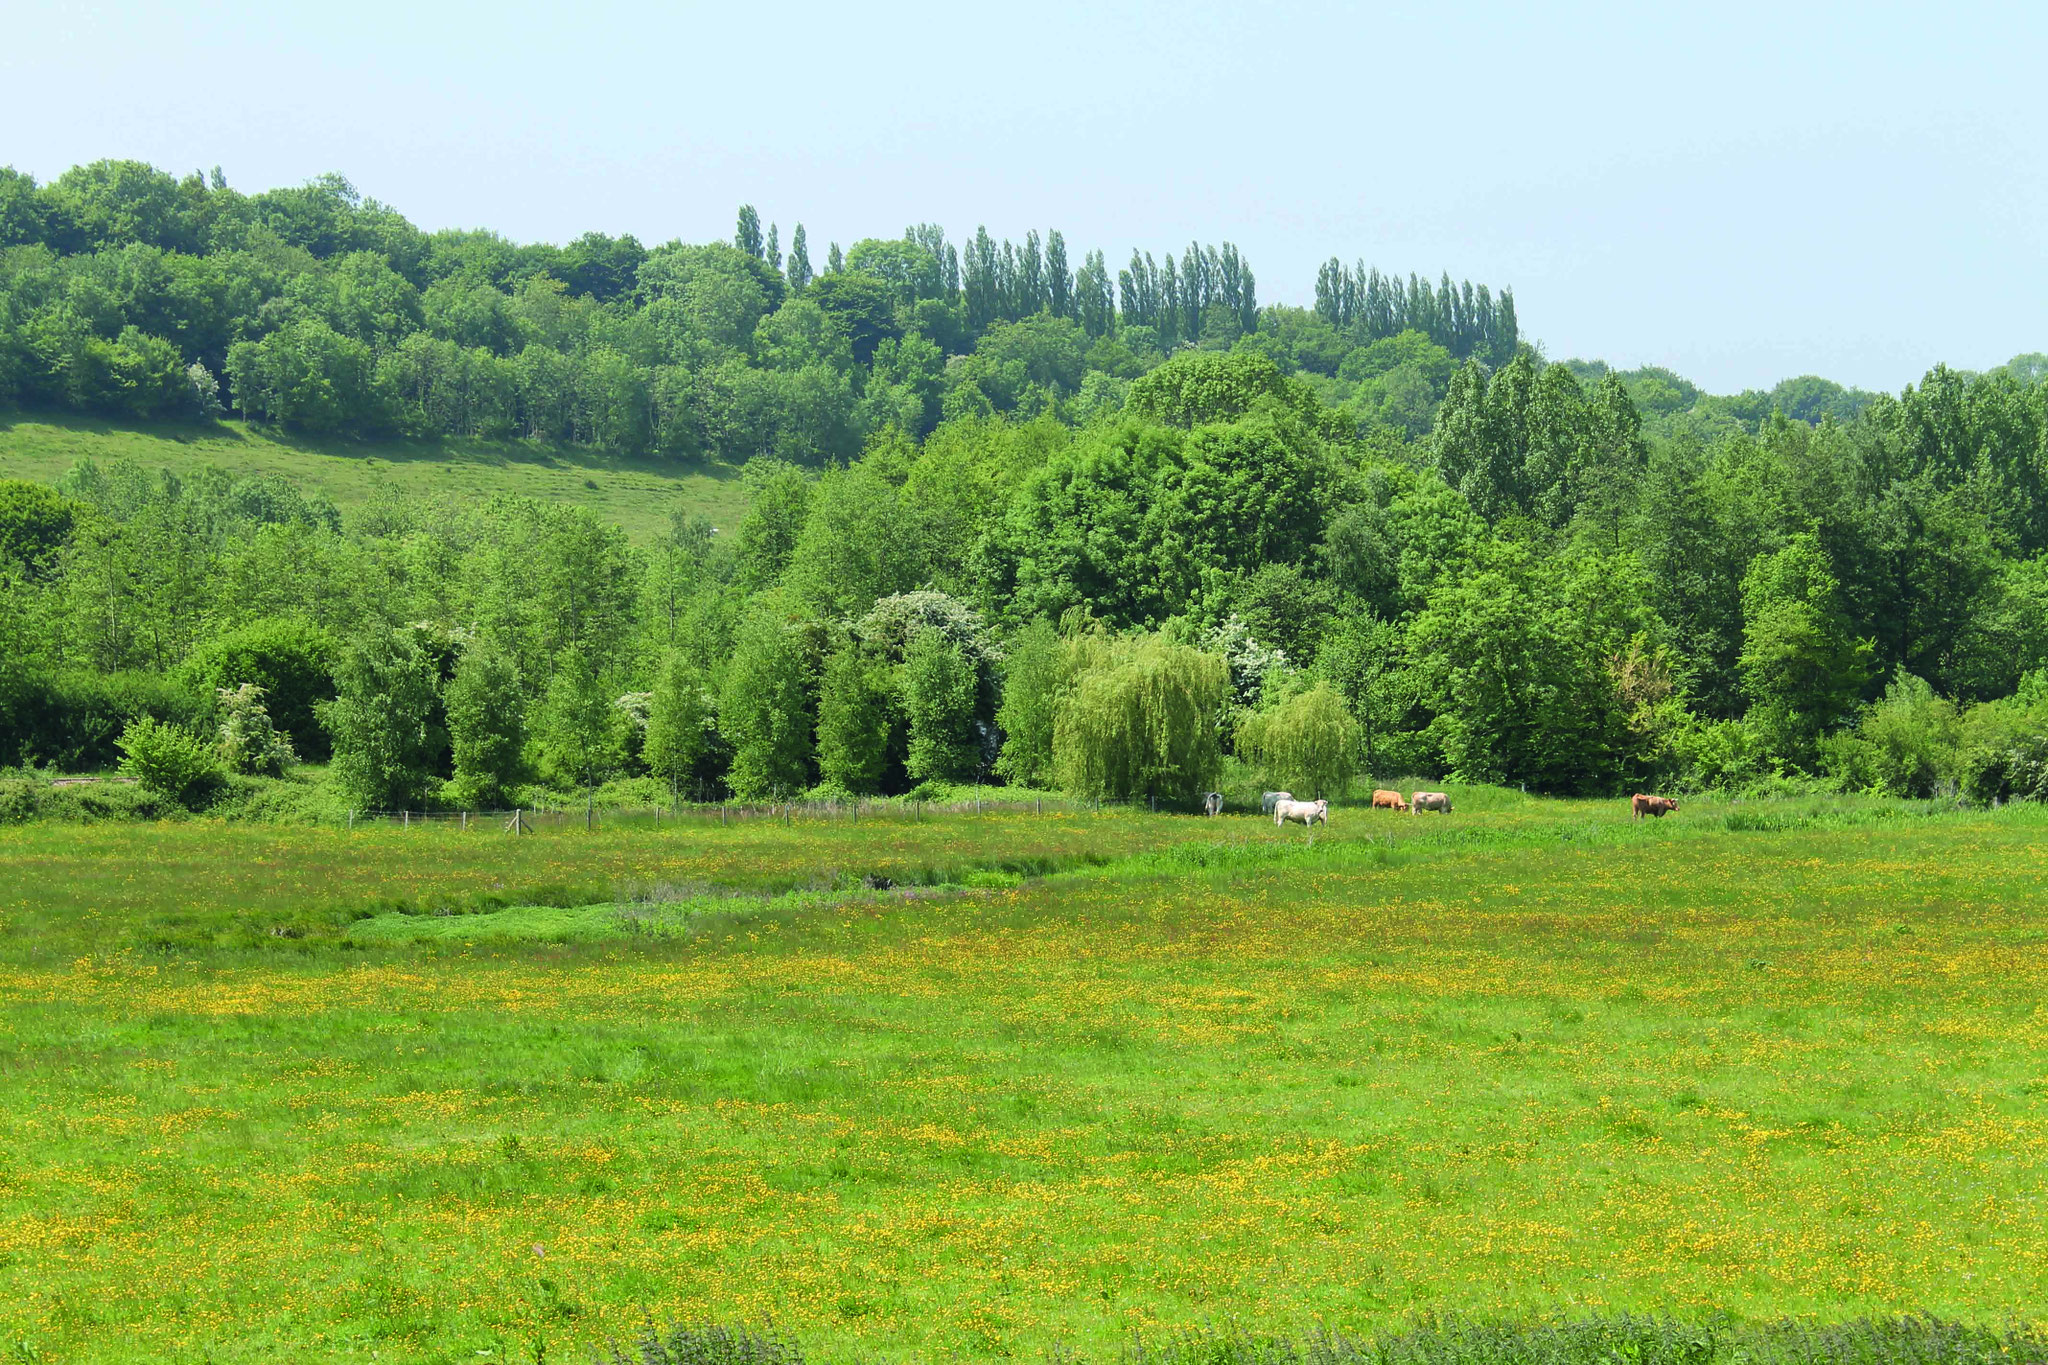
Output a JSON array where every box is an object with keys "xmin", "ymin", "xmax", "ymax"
[{"xmin": 0, "ymin": 410, "xmax": 750, "ymax": 542}]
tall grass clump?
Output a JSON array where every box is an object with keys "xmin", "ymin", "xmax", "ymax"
[{"xmin": 1115, "ymin": 1317, "xmax": 2048, "ymax": 1365}]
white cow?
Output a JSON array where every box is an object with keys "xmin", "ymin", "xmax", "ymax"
[
  {"xmin": 1203, "ymin": 791, "xmax": 1224, "ymax": 817},
  {"xmin": 1260, "ymin": 790, "xmax": 1293, "ymax": 815},
  {"xmin": 1274, "ymin": 797, "xmax": 1328, "ymax": 827}
]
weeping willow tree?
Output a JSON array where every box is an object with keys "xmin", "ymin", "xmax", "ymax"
[
  {"xmin": 1051, "ymin": 633, "xmax": 1229, "ymax": 807},
  {"xmin": 1236, "ymin": 683, "xmax": 1360, "ymax": 798}
]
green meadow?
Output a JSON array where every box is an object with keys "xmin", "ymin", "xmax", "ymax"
[{"xmin": 3, "ymin": 790, "xmax": 2046, "ymax": 1361}]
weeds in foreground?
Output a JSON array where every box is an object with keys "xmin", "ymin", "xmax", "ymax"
[{"xmin": 601, "ymin": 1317, "xmax": 2048, "ymax": 1365}]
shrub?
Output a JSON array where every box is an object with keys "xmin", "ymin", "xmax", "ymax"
[
  {"xmin": 182, "ymin": 619, "xmax": 337, "ymax": 760},
  {"xmin": 0, "ymin": 669, "xmax": 204, "ymax": 770},
  {"xmin": 215, "ymin": 684, "xmax": 297, "ymax": 777},
  {"xmin": 1823, "ymin": 669, "xmax": 1959, "ymax": 797},
  {"xmin": 115, "ymin": 716, "xmax": 223, "ymax": 808}
]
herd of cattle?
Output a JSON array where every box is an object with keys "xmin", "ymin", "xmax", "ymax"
[{"xmin": 1203, "ymin": 789, "xmax": 1682, "ymax": 825}]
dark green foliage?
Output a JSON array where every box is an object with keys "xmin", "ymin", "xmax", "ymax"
[
  {"xmin": 815, "ymin": 644, "xmax": 897, "ymax": 794},
  {"xmin": 719, "ymin": 597, "xmax": 818, "ymax": 799},
  {"xmin": 902, "ymin": 628, "xmax": 979, "ymax": 782},
  {"xmin": 443, "ymin": 644, "xmax": 526, "ymax": 808},
  {"xmin": 326, "ymin": 627, "xmax": 448, "ymax": 810},
  {"xmin": 1407, "ymin": 545, "xmax": 1651, "ymax": 793},
  {"xmin": 1739, "ymin": 533, "xmax": 1874, "ymax": 770},
  {"xmin": 0, "ymin": 668, "xmax": 204, "ymax": 770},
  {"xmin": 180, "ymin": 617, "xmax": 336, "ymax": 759},
  {"xmin": 0, "ymin": 478, "xmax": 76, "ymax": 575}
]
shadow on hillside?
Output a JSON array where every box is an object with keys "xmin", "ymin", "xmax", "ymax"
[
  {"xmin": 0, "ymin": 405, "xmax": 247, "ymax": 446},
  {"xmin": 0, "ymin": 405, "xmax": 743, "ymax": 487}
]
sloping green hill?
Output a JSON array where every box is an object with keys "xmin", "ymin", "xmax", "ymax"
[{"xmin": 0, "ymin": 412, "xmax": 750, "ymax": 542}]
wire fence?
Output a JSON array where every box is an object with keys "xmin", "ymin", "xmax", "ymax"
[{"xmin": 337, "ymin": 793, "xmax": 1124, "ymax": 832}]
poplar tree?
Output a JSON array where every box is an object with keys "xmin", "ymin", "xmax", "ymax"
[
  {"xmin": 735, "ymin": 204, "xmax": 764, "ymax": 259},
  {"xmin": 786, "ymin": 224, "xmax": 813, "ymax": 291}
]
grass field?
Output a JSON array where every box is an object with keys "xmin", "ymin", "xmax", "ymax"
[
  {"xmin": 3, "ymin": 789, "xmax": 2046, "ymax": 1362},
  {"xmin": 0, "ymin": 411, "xmax": 748, "ymax": 543}
]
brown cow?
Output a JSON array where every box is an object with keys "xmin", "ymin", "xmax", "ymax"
[
  {"xmin": 1632, "ymin": 793, "xmax": 1679, "ymax": 820},
  {"xmin": 1411, "ymin": 791, "xmax": 1452, "ymax": 814},
  {"xmin": 1371, "ymin": 788, "xmax": 1410, "ymax": 813}
]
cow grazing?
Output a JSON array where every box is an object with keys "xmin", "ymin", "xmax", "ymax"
[
  {"xmin": 1203, "ymin": 791, "xmax": 1223, "ymax": 817},
  {"xmin": 1261, "ymin": 790, "xmax": 1293, "ymax": 815},
  {"xmin": 1411, "ymin": 791, "xmax": 1452, "ymax": 814},
  {"xmin": 1371, "ymin": 788, "xmax": 1410, "ymax": 813},
  {"xmin": 1274, "ymin": 797, "xmax": 1328, "ymax": 827},
  {"xmin": 1632, "ymin": 793, "xmax": 1679, "ymax": 820}
]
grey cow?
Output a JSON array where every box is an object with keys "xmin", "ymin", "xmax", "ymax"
[{"xmin": 1260, "ymin": 790, "xmax": 1293, "ymax": 816}]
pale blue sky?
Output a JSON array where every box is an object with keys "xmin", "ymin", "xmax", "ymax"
[{"xmin": 6, "ymin": 0, "xmax": 2042, "ymax": 393}]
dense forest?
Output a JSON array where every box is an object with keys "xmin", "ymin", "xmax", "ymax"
[{"xmin": 3, "ymin": 159, "xmax": 2047, "ymax": 814}]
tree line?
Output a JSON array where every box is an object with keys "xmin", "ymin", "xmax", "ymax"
[
  {"xmin": 2, "ymin": 159, "xmax": 2047, "ymax": 814},
  {"xmin": 0, "ymin": 160, "xmax": 1516, "ymax": 461},
  {"xmin": 5, "ymin": 341, "xmax": 2048, "ymax": 812}
]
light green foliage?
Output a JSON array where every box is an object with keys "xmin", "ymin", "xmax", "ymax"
[
  {"xmin": 1407, "ymin": 544, "xmax": 1650, "ymax": 793},
  {"xmin": 1957, "ymin": 674, "xmax": 2048, "ymax": 803},
  {"xmin": 533, "ymin": 645, "xmax": 621, "ymax": 793},
  {"xmin": 1740, "ymin": 533, "xmax": 1874, "ymax": 769},
  {"xmin": 1051, "ymin": 632, "xmax": 1229, "ymax": 806},
  {"xmin": 214, "ymin": 683, "xmax": 296, "ymax": 777},
  {"xmin": 115, "ymin": 715, "xmax": 221, "ymax": 806},
  {"xmin": 902, "ymin": 628, "xmax": 980, "ymax": 782},
  {"xmin": 1822, "ymin": 669, "xmax": 1960, "ymax": 797},
  {"xmin": 1235, "ymin": 683, "xmax": 1359, "ymax": 799},
  {"xmin": 732, "ymin": 460, "xmax": 813, "ymax": 589},
  {"xmin": 443, "ymin": 644, "xmax": 525, "ymax": 809},
  {"xmin": 994, "ymin": 619, "xmax": 1062, "ymax": 788},
  {"xmin": 1126, "ymin": 349, "xmax": 1321, "ymax": 429},
  {"xmin": 718, "ymin": 597, "xmax": 818, "ymax": 798},
  {"xmin": 783, "ymin": 463, "xmax": 924, "ymax": 617},
  {"xmin": 856, "ymin": 590, "xmax": 998, "ymax": 671},
  {"xmin": 642, "ymin": 651, "xmax": 712, "ymax": 799},
  {"xmin": 816, "ymin": 645, "xmax": 896, "ymax": 793},
  {"xmin": 327, "ymin": 627, "xmax": 448, "ymax": 811}
]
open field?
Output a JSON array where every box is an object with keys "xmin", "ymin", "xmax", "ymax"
[
  {"xmin": 3, "ymin": 790, "xmax": 2046, "ymax": 1361},
  {"xmin": 0, "ymin": 411, "xmax": 747, "ymax": 543}
]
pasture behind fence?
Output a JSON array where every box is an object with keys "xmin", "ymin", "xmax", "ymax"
[{"xmin": 339, "ymin": 793, "xmax": 1098, "ymax": 832}]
